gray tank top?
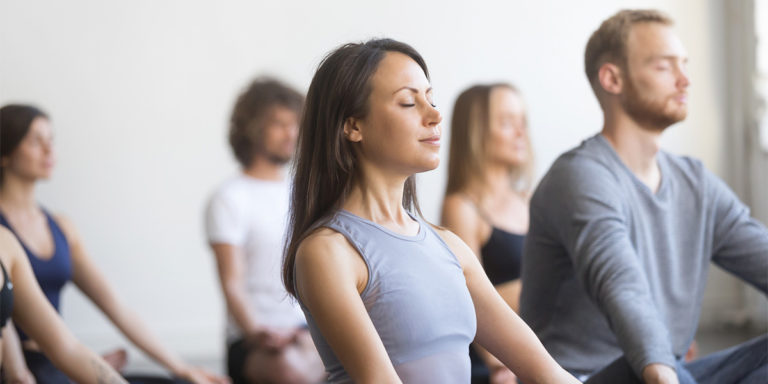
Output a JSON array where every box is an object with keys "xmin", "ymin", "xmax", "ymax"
[{"xmin": 298, "ymin": 210, "xmax": 477, "ymax": 383}]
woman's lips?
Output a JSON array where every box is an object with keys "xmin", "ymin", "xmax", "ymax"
[{"xmin": 419, "ymin": 135, "xmax": 441, "ymax": 146}]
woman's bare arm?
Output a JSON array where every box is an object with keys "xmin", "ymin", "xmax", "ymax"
[
  {"xmin": 434, "ymin": 228, "xmax": 579, "ymax": 384},
  {"xmin": 0, "ymin": 228, "xmax": 126, "ymax": 384},
  {"xmin": 296, "ymin": 228, "xmax": 400, "ymax": 384}
]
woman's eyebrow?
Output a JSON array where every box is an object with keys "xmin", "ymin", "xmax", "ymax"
[{"xmin": 392, "ymin": 86, "xmax": 433, "ymax": 95}]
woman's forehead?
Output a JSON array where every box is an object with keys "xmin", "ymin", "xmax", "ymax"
[{"xmin": 370, "ymin": 52, "xmax": 430, "ymax": 94}]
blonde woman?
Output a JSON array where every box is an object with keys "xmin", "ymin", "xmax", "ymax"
[{"xmin": 442, "ymin": 84, "xmax": 533, "ymax": 384}]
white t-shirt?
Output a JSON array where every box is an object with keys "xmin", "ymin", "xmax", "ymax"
[{"xmin": 205, "ymin": 174, "xmax": 305, "ymax": 343}]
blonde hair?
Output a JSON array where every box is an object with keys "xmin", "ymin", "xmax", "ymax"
[
  {"xmin": 584, "ymin": 9, "xmax": 673, "ymax": 98},
  {"xmin": 445, "ymin": 83, "xmax": 534, "ymax": 197}
]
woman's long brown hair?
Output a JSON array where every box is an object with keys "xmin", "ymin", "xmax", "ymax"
[{"xmin": 283, "ymin": 39, "xmax": 429, "ymax": 297}]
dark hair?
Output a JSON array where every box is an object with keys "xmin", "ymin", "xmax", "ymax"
[
  {"xmin": 229, "ymin": 77, "xmax": 304, "ymax": 168},
  {"xmin": 584, "ymin": 9, "xmax": 673, "ymax": 100},
  {"xmin": 0, "ymin": 104, "xmax": 49, "ymax": 184},
  {"xmin": 282, "ymin": 38, "xmax": 429, "ymax": 297}
]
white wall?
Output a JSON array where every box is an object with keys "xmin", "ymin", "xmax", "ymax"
[{"xmin": 0, "ymin": 0, "xmax": 746, "ymax": 372}]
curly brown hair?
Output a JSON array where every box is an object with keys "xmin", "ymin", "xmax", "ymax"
[{"xmin": 229, "ymin": 78, "xmax": 303, "ymax": 168}]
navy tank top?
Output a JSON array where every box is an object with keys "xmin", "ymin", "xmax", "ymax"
[
  {"xmin": 0, "ymin": 259, "xmax": 13, "ymax": 331},
  {"xmin": 299, "ymin": 210, "xmax": 477, "ymax": 383},
  {"xmin": 0, "ymin": 209, "xmax": 72, "ymax": 340}
]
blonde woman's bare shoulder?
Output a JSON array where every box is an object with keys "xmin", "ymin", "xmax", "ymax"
[
  {"xmin": 442, "ymin": 193, "xmax": 483, "ymax": 223},
  {"xmin": 442, "ymin": 193, "xmax": 476, "ymax": 214}
]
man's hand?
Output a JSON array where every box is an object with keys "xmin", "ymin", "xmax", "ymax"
[{"xmin": 642, "ymin": 363, "xmax": 679, "ymax": 384}]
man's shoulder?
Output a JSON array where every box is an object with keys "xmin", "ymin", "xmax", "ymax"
[
  {"xmin": 552, "ymin": 134, "xmax": 619, "ymax": 170},
  {"xmin": 539, "ymin": 137, "xmax": 622, "ymax": 190},
  {"xmin": 660, "ymin": 150, "xmax": 706, "ymax": 175},
  {"xmin": 206, "ymin": 176, "xmax": 262, "ymax": 217},
  {"xmin": 210, "ymin": 175, "xmax": 275, "ymax": 202},
  {"xmin": 658, "ymin": 151, "xmax": 715, "ymax": 194}
]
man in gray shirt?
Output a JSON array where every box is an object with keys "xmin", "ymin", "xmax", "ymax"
[{"xmin": 520, "ymin": 9, "xmax": 767, "ymax": 384}]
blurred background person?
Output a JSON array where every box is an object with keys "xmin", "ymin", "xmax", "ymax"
[
  {"xmin": 442, "ymin": 83, "xmax": 533, "ymax": 384},
  {"xmin": 0, "ymin": 226, "xmax": 127, "ymax": 383},
  {"xmin": 205, "ymin": 78, "xmax": 324, "ymax": 384},
  {"xmin": 0, "ymin": 104, "xmax": 228, "ymax": 384}
]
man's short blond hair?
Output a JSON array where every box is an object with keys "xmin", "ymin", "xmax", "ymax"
[{"xmin": 584, "ymin": 9, "xmax": 674, "ymax": 97}]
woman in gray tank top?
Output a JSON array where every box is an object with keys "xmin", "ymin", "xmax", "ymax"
[{"xmin": 282, "ymin": 38, "xmax": 579, "ymax": 384}]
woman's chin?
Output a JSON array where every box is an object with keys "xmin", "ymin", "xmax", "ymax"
[
  {"xmin": 414, "ymin": 158, "xmax": 440, "ymax": 173},
  {"xmin": 37, "ymin": 172, "xmax": 53, "ymax": 181}
]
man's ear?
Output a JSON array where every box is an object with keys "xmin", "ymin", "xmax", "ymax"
[
  {"xmin": 598, "ymin": 62, "xmax": 624, "ymax": 95},
  {"xmin": 343, "ymin": 117, "xmax": 363, "ymax": 143}
]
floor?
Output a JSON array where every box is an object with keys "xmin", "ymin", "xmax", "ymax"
[
  {"xmin": 696, "ymin": 326, "xmax": 766, "ymax": 356},
  {"xmin": 121, "ymin": 327, "xmax": 767, "ymax": 378}
]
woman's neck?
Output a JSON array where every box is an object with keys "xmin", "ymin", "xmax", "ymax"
[
  {"xmin": 0, "ymin": 176, "xmax": 38, "ymax": 213},
  {"xmin": 343, "ymin": 162, "xmax": 412, "ymax": 227}
]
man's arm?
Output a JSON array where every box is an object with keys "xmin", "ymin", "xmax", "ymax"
[
  {"xmin": 708, "ymin": 170, "xmax": 768, "ymax": 292},
  {"xmin": 205, "ymin": 192, "xmax": 293, "ymax": 348},
  {"xmin": 540, "ymin": 156, "xmax": 676, "ymax": 378},
  {"xmin": 211, "ymin": 243, "xmax": 260, "ymax": 335}
]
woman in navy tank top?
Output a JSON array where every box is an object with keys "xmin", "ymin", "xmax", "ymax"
[
  {"xmin": 442, "ymin": 84, "xmax": 534, "ymax": 384},
  {"xmin": 0, "ymin": 104, "xmax": 227, "ymax": 384},
  {"xmin": 0, "ymin": 226, "xmax": 127, "ymax": 382},
  {"xmin": 281, "ymin": 39, "xmax": 579, "ymax": 384}
]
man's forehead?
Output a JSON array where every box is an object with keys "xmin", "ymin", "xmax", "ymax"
[{"xmin": 626, "ymin": 23, "xmax": 687, "ymax": 59}]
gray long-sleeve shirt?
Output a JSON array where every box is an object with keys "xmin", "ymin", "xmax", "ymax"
[{"xmin": 520, "ymin": 134, "xmax": 768, "ymax": 377}]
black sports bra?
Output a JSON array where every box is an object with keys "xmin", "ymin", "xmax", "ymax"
[
  {"xmin": 465, "ymin": 196, "xmax": 526, "ymax": 286},
  {"xmin": 0, "ymin": 259, "xmax": 13, "ymax": 331},
  {"xmin": 480, "ymin": 226, "xmax": 525, "ymax": 285}
]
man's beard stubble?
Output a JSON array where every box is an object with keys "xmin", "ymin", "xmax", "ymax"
[
  {"xmin": 621, "ymin": 76, "xmax": 687, "ymax": 132},
  {"xmin": 262, "ymin": 147, "xmax": 293, "ymax": 165}
]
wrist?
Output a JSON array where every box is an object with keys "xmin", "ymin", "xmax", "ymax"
[
  {"xmin": 642, "ymin": 363, "xmax": 678, "ymax": 384},
  {"xmin": 168, "ymin": 361, "xmax": 191, "ymax": 377}
]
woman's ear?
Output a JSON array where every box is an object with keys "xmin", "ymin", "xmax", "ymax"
[{"xmin": 343, "ymin": 117, "xmax": 363, "ymax": 143}]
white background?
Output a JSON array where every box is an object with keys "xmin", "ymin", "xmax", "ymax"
[{"xmin": 0, "ymin": 0, "xmax": 753, "ymax": 372}]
